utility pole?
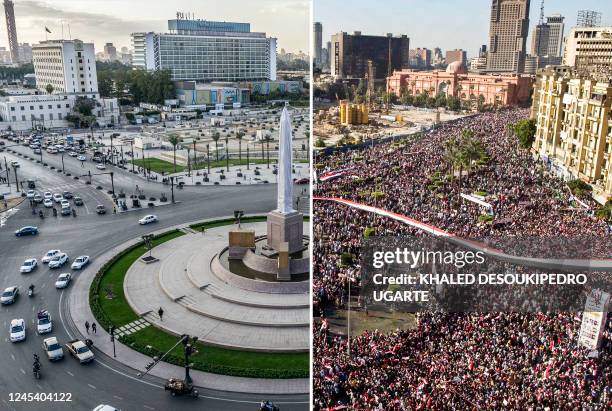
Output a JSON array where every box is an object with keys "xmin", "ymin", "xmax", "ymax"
[
  {"xmin": 181, "ymin": 334, "xmax": 198, "ymax": 384},
  {"xmin": 225, "ymin": 137, "xmax": 229, "ymax": 172},
  {"xmin": 13, "ymin": 166, "xmax": 18, "ymax": 192},
  {"xmin": 192, "ymin": 140, "xmax": 196, "ymax": 171},
  {"xmin": 206, "ymin": 144, "xmax": 210, "ymax": 174},
  {"xmin": 110, "ymin": 172, "xmax": 115, "ymax": 197},
  {"xmin": 109, "ymin": 326, "xmax": 116, "ymax": 358},
  {"xmin": 246, "ymin": 146, "xmax": 250, "ymax": 170},
  {"xmin": 61, "ymin": 152, "xmax": 65, "ymax": 173},
  {"xmin": 4, "ymin": 157, "xmax": 9, "ymax": 187},
  {"xmin": 170, "ymin": 176, "xmax": 175, "ymax": 204},
  {"xmin": 130, "ymin": 140, "xmax": 135, "ymax": 173}
]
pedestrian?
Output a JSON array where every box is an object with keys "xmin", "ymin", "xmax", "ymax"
[
  {"xmin": 158, "ymin": 307, "xmax": 164, "ymax": 321},
  {"xmin": 91, "ymin": 322, "xmax": 97, "ymax": 334},
  {"xmin": 85, "ymin": 320, "xmax": 90, "ymax": 334}
]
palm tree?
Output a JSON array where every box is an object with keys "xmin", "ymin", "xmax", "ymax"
[
  {"xmin": 45, "ymin": 84, "xmax": 54, "ymax": 95},
  {"xmin": 236, "ymin": 131, "xmax": 245, "ymax": 164},
  {"xmin": 167, "ymin": 134, "xmax": 181, "ymax": 173},
  {"xmin": 212, "ymin": 131, "xmax": 221, "ymax": 162}
]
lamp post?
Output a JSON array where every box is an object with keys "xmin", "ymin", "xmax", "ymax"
[
  {"xmin": 130, "ymin": 140, "xmax": 135, "ymax": 173},
  {"xmin": 225, "ymin": 137, "xmax": 229, "ymax": 172},
  {"xmin": 186, "ymin": 147, "xmax": 191, "ymax": 178},
  {"xmin": 170, "ymin": 176, "xmax": 175, "ymax": 204},
  {"xmin": 246, "ymin": 146, "xmax": 250, "ymax": 170},
  {"xmin": 12, "ymin": 165, "xmax": 19, "ymax": 193},
  {"xmin": 206, "ymin": 144, "xmax": 210, "ymax": 174}
]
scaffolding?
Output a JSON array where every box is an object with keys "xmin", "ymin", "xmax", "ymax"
[{"xmin": 576, "ymin": 10, "xmax": 602, "ymax": 28}]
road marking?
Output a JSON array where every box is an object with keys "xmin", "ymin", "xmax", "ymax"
[
  {"xmin": 143, "ymin": 406, "xmax": 154, "ymax": 410},
  {"xmin": 36, "ymin": 383, "xmax": 42, "ymax": 390},
  {"xmin": 113, "ymin": 395, "xmax": 123, "ymax": 400},
  {"xmin": 66, "ymin": 371, "xmax": 74, "ymax": 376},
  {"xmin": 87, "ymin": 383, "xmax": 97, "ymax": 390},
  {"xmin": 11, "ymin": 354, "xmax": 15, "ymax": 361},
  {"xmin": 20, "ymin": 368, "xmax": 25, "ymax": 374}
]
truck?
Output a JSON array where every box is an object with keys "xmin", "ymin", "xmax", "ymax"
[{"xmin": 65, "ymin": 339, "xmax": 95, "ymax": 363}]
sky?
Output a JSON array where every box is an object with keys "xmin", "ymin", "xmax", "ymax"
[
  {"xmin": 315, "ymin": 0, "xmax": 612, "ymax": 58},
  {"xmin": 0, "ymin": 0, "xmax": 309, "ymax": 54}
]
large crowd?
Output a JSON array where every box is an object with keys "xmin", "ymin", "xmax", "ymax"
[{"xmin": 313, "ymin": 108, "xmax": 611, "ymax": 409}]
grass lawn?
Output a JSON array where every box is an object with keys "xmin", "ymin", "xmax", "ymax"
[
  {"xmin": 131, "ymin": 157, "xmax": 309, "ymax": 175},
  {"xmin": 189, "ymin": 215, "xmax": 267, "ymax": 231},
  {"xmin": 96, "ymin": 230, "xmax": 185, "ymax": 327},
  {"xmin": 126, "ymin": 326, "xmax": 308, "ymax": 378}
]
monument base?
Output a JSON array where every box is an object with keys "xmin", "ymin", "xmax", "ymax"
[
  {"xmin": 267, "ymin": 210, "xmax": 303, "ymax": 254},
  {"xmin": 228, "ymin": 229, "xmax": 255, "ymax": 259}
]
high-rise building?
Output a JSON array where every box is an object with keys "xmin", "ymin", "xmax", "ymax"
[
  {"xmin": 546, "ymin": 14, "xmax": 565, "ymax": 57},
  {"xmin": 32, "ymin": 39, "xmax": 98, "ymax": 94},
  {"xmin": 479, "ymin": 45, "xmax": 488, "ymax": 58},
  {"xmin": 3, "ymin": 0, "xmax": 18, "ymax": 63},
  {"xmin": 313, "ymin": 22, "xmax": 322, "ymax": 67},
  {"xmin": 446, "ymin": 49, "xmax": 467, "ymax": 65},
  {"xmin": 531, "ymin": 11, "xmax": 565, "ymax": 68},
  {"xmin": 486, "ymin": 0, "xmax": 531, "ymax": 73},
  {"xmin": 103, "ymin": 43, "xmax": 117, "ymax": 61},
  {"xmin": 17, "ymin": 43, "xmax": 32, "ymax": 63},
  {"xmin": 531, "ymin": 66, "xmax": 612, "ymax": 204},
  {"xmin": 563, "ymin": 26, "xmax": 612, "ymax": 71},
  {"xmin": 131, "ymin": 18, "xmax": 277, "ymax": 82},
  {"xmin": 330, "ymin": 31, "xmax": 410, "ymax": 80}
]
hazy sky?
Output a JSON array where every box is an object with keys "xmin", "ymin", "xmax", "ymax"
[
  {"xmin": 1, "ymin": 0, "xmax": 309, "ymax": 54},
  {"xmin": 315, "ymin": 0, "xmax": 612, "ymax": 58}
]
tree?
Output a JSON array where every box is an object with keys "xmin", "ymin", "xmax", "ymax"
[
  {"xmin": 98, "ymin": 72, "xmax": 114, "ymax": 98},
  {"xmin": 236, "ymin": 131, "xmax": 245, "ymax": 163},
  {"xmin": 212, "ymin": 132, "xmax": 221, "ymax": 162},
  {"xmin": 74, "ymin": 97, "xmax": 95, "ymax": 116},
  {"xmin": 167, "ymin": 134, "xmax": 181, "ymax": 173},
  {"xmin": 513, "ymin": 118, "xmax": 537, "ymax": 149},
  {"xmin": 595, "ymin": 201, "xmax": 612, "ymax": 223},
  {"xmin": 45, "ymin": 84, "xmax": 54, "ymax": 95}
]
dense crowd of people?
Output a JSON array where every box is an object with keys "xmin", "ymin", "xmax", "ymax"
[{"xmin": 313, "ymin": 108, "xmax": 611, "ymax": 409}]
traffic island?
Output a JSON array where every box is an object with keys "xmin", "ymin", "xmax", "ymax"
[{"xmin": 86, "ymin": 217, "xmax": 309, "ymax": 383}]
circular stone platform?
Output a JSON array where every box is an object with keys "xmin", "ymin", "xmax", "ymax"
[{"xmin": 124, "ymin": 221, "xmax": 310, "ymax": 353}]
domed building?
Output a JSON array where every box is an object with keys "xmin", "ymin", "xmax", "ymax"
[{"xmin": 445, "ymin": 61, "xmax": 468, "ymax": 75}]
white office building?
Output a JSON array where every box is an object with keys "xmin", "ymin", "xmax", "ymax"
[
  {"xmin": 130, "ymin": 18, "xmax": 276, "ymax": 82},
  {"xmin": 32, "ymin": 39, "xmax": 98, "ymax": 94},
  {"xmin": 0, "ymin": 93, "xmax": 119, "ymax": 131}
]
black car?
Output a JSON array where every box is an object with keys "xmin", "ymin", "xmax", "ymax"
[
  {"xmin": 62, "ymin": 191, "xmax": 74, "ymax": 199},
  {"xmin": 96, "ymin": 205, "xmax": 106, "ymax": 215},
  {"xmin": 73, "ymin": 196, "xmax": 84, "ymax": 206},
  {"xmin": 15, "ymin": 226, "xmax": 38, "ymax": 237}
]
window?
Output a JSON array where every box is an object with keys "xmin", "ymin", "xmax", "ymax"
[
  {"xmin": 49, "ymin": 113, "xmax": 54, "ymax": 120},
  {"xmin": 21, "ymin": 115, "xmax": 25, "ymax": 121},
  {"xmin": 11, "ymin": 116, "xmax": 16, "ymax": 121},
  {"xmin": 39, "ymin": 105, "xmax": 43, "ymax": 110},
  {"xmin": 48, "ymin": 105, "xmax": 52, "ymax": 109},
  {"xmin": 66, "ymin": 104, "xmax": 69, "ymax": 108},
  {"xmin": 20, "ymin": 106, "xmax": 24, "ymax": 110},
  {"xmin": 30, "ymin": 106, "xmax": 34, "ymax": 110},
  {"xmin": 10, "ymin": 107, "xmax": 14, "ymax": 111}
]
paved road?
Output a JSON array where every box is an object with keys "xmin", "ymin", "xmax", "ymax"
[{"xmin": 0, "ymin": 143, "xmax": 309, "ymax": 410}]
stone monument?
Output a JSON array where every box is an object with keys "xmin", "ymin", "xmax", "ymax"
[{"xmin": 267, "ymin": 107, "xmax": 304, "ymax": 254}]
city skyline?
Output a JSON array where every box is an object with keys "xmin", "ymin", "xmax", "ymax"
[
  {"xmin": 316, "ymin": 0, "xmax": 612, "ymax": 59},
  {"xmin": 0, "ymin": 0, "xmax": 309, "ymax": 56}
]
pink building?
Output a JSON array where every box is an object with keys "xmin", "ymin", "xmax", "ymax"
[{"xmin": 387, "ymin": 61, "xmax": 533, "ymax": 107}]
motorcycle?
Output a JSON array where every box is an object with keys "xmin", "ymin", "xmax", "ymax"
[
  {"xmin": 39, "ymin": 210, "xmax": 44, "ymax": 219},
  {"xmin": 28, "ymin": 285, "xmax": 34, "ymax": 297},
  {"xmin": 33, "ymin": 355, "xmax": 41, "ymax": 379},
  {"xmin": 72, "ymin": 209, "xmax": 76, "ymax": 217}
]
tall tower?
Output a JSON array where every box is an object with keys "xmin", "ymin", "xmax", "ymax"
[
  {"xmin": 3, "ymin": 0, "xmax": 19, "ymax": 63},
  {"xmin": 313, "ymin": 22, "xmax": 322, "ymax": 67},
  {"xmin": 486, "ymin": 0, "xmax": 531, "ymax": 73}
]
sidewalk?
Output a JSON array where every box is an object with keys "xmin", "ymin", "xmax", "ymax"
[{"xmin": 67, "ymin": 217, "xmax": 309, "ymax": 395}]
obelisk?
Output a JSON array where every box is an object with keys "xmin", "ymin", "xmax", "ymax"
[{"xmin": 267, "ymin": 107, "xmax": 303, "ymax": 254}]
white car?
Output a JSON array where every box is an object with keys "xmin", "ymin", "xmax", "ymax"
[
  {"xmin": 26, "ymin": 190, "xmax": 36, "ymax": 199},
  {"xmin": 65, "ymin": 339, "xmax": 94, "ymax": 363},
  {"xmin": 96, "ymin": 163, "xmax": 106, "ymax": 170},
  {"xmin": 20, "ymin": 258, "xmax": 37, "ymax": 273},
  {"xmin": 55, "ymin": 272, "xmax": 71, "ymax": 289},
  {"xmin": 37, "ymin": 311, "xmax": 53, "ymax": 334},
  {"xmin": 10, "ymin": 160, "xmax": 19, "ymax": 167},
  {"xmin": 60, "ymin": 199, "xmax": 70, "ymax": 208},
  {"xmin": 43, "ymin": 191, "xmax": 53, "ymax": 200},
  {"xmin": 71, "ymin": 255, "xmax": 90, "ymax": 270},
  {"xmin": 139, "ymin": 215, "xmax": 158, "ymax": 225},
  {"xmin": 77, "ymin": 155, "xmax": 87, "ymax": 161},
  {"xmin": 53, "ymin": 193, "xmax": 63, "ymax": 203},
  {"xmin": 43, "ymin": 199, "xmax": 53, "ymax": 208},
  {"xmin": 93, "ymin": 406, "xmax": 120, "ymax": 411},
  {"xmin": 9, "ymin": 319, "xmax": 25, "ymax": 342},
  {"xmin": 42, "ymin": 249, "xmax": 61, "ymax": 263},
  {"xmin": 1, "ymin": 286, "xmax": 19, "ymax": 304},
  {"xmin": 48, "ymin": 253, "xmax": 68, "ymax": 269},
  {"xmin": 69, "ymin": 151, "xmax": 78, "ymax": 157},
  {"xmin": 43, "ymin": 336, "xmax": 64, "ymax": 361}
]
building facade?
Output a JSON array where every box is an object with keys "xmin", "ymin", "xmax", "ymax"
[
  {"xmin": 3, "ymin": 0, "xmax": 18, "ymax": 63},
  {"xmin": 486, "ymin": 0, "xmax": 531, "ymax": 73},
  {"xmin": 131, "ymin": 18, "xmax": 277, "ymax": 82},
  {"xmin": 175, "ymin": 81, "xmax": 250, "ymax": 106},
  {"xmin": 0, "ymin": 92, "xmax": 119, "ymax": 131},
  {"xmin": 563, "ymin": 26, "xmax": 612, "ymax": 71},
  {"xmin": 446, "ymin": 49, "xmax": 467, "ymax": 65},
  {"xmin": 330, "ymin": 31, "xmax": 410, "ymax": 80},
  {"xmin": 32, "ymin": 40, "xmax": 98, "ymax": 94},
  {"xmin": 387, "ymin": 62, "xmax": 533, "ymax": 107},
  {"xmin": 531, "ymin": 67, "xmax": 612, "ymax": 204}
]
